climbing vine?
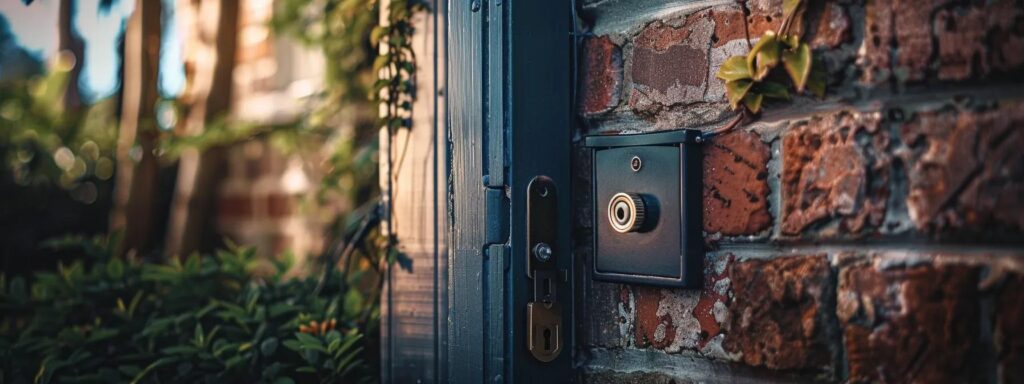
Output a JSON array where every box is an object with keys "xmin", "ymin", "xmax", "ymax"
[
  {"xmin": 715, "ymin": 0, "xmax": 824, "ymax": 116},
  {"xmin": 271, "ymin": 0, "xmax": 427, "ymax": 294}
]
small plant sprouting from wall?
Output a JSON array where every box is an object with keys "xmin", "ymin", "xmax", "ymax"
[{"xmin": 715, "ymin": 0, "xmax": 824, "ymax": 115}]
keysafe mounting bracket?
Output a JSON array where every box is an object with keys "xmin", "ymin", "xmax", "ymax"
[{"xmin": 584, "ymin": 129, "xmax": 704, "ymax": 288}]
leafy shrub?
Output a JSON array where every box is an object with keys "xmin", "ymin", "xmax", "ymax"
[{"xmin": 0, "ymin": 235, "xmax": 374, "ymax": 384}]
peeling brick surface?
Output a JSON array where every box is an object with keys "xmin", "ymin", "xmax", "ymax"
[
  {"xmin": 622, "ymin": 254, "xmax": 733, "ymax": 356},
  {"xmin": 862, "ymin": 0, "xmax": 1024, "ymax": 84},
  {"xmin": 901, "ymin": 101, "xmax": 1024, "ymax": 234},
  {"xmin": 692, "ymin": 254, "xmax": 733, "ymax": 349},
  {"xmin": 632, "ymin": 286, "xmax": 676, "ymax": 350},
  {"xmin": 579, "ymin": 36, "xmax": 623, "ymax": 117},
  {"xmin": 996, "ymin": 274, "xmax": 1024, "ymax": 384},
  {"xmin": 782, "ymin": 111, "xmax": 889, "ymax": 237},
  {"xmin": 724, "ymin": 255, "xmax": 832, "ymax": 370},
  {"xmin": 708, "ymin": 1, "xmax": 782, "ymax": 48},
  {"xmin": 808, "ymin": 3, "xmax": 850, "ymax": 49},
  {"xmin": 703, "ymin": 130, "xmax": 772, "ymax": 236},
  {"xmin": 838, "ymin": 258, "xmax": 984, "ymax": 383},
  {"xmin": 628, "ymin": 15, "xmax": 713, "ymax": 115}
]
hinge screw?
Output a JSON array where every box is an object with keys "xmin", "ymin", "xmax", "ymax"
[
  {"xmin": 471, "ymin": 0, "xmax": 481, "ymax": 12},
  {"xmin": 695, "ymin": 135, "xmax": 704, "ymax": 144},
  {"xmin": 532, "ymin": 242, "xmax": 552, "ymax": 262}
]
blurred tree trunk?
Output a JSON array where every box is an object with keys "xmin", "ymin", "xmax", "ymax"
[
  {"xmin": 111, "ymin": 0, "xmax": 162, "ymax": 257},
  {"xmin": 164, "ymin": 0, "xmax": 239, "ymax": 258},
  {"xmin": 58, "ymin": 0, "xmax": 84, "ymax": 110}
]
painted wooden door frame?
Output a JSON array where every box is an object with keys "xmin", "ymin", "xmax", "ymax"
[
  {"xmin": 381, "ymin": 0, "xmax": 573, "ymax": 381},
  {"xmin": 448, "ymin": 0, "xmax": 574, "ymax": 382}
]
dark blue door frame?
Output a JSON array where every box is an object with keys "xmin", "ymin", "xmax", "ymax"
[{"xmin": 448, "ymin": 0, "xmax": 574, "ymax": 382}]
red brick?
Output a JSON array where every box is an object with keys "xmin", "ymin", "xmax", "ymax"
[
  {"xmin": 709, "ymin": 2, "xmax": 783, "ymax": 49},
  {"xmin": 633, "ymin": 286, "xmax": 676, "ymax": 350},
  {"xmin": 862, "ymin": 0, "xmax": 932, "ymax": 83},
  {"xmin": 628, "ymin": 13, "xmax": 713, "ymax": 115},
  {"xmin": 808, "ymin": 3, "xmax": 850, "ymax": 49},
  {"xmin": 579, "ymin": 36, "xmax": 622, "ymax": 117},
  {"xmin": 703, "ymin": 131, "xmax": 772, "ymax": 236},
  {"xmin": 996, "ymin": 274, "xmax": 1024, "ymax": 383},
  {"xmin": 862, "ymin": 0, "xmax": 1024, "ymax": 84},
  {"xmin": 901, "ymin": 101, "xmax": 1024, "ymax": 234},
  {"xmin": 622, "ymin": 254, "xmax": 733, "ymax": 355},
  {"xmin": 724, "ymin": 254, "xmax": 833, "ymax": 370},
  {"xmin": 781, "ymin": 111, "xmax": 889, "ymax": 236},
  {"xmin": 935, "ymin": 0, "xmax": 1022, "ymax": 80},
  {"xmin": 838, "ymin": 258, "xmax": 984, "ymax": 383},
  {"xmin": 693, "ymin": 254, "xmax": 732, "ymax": 348}
]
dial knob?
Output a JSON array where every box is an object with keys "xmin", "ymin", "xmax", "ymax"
[{"xmin": 607, "ymin": 192, "xmax": 646, "ymax": 233}]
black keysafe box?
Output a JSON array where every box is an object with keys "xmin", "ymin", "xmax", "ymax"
[{"xmin": 585, "ymin": 129, "xmax": 703, "ymax": 288}]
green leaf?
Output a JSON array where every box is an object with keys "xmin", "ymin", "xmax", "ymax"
[
  {"xmin": 782, "ymin": 43, "xmax": 812, "ymax": 92},
  {"xmin": 282, "ymin": 339, "xmax": 303, "ymax": 352},
  {"xmin": 715, "ymin": 56, "xmax": 751, "ymax": 82},
  {"xmin": 194, "ymin": 323, "xmax": 205, "ymax": 345},
  {"xmin": 783, "ymin": 0, "xmax": 803, "ymax": 22},
  {"xmin": 725, "ymin": 79, "xmax": 754, "ymax": 110},
  {"xmin": 260, "ymin": 337, "xmax": 279, "ymax": 356},
  {"xmin": 747, "ymin": 31, "xmax": 779, "ymax": 80},
  {"xmin": 743, "ymin": 92, "xmax": 765, "ymax": 114},
  {"xmin": 756, "ymin": 81, "xmax": 791, "ymax": 100},
  {"xmin": 106, "ymin": 258, "xmax": 124, "ymax": 279}
]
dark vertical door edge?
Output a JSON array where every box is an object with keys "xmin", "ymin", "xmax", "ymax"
[{"xmin": 508, "ymin": 0, "xmax": 574, "ymax": 382}]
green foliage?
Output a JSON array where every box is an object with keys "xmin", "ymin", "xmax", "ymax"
[
  {"xmin": 0, "ymin": 55, "xmax": 118, "ymax": 197},
  {"xmin": 715, "ymin": 0, "xmax": 825, "ymax": 114},
  {"xmin": 270, "ymin": 0, "xmax": 427, "ymax": 208},
  {"xmin": 0, "ymin": 236, "xmax": 374, "ymax": 383}
]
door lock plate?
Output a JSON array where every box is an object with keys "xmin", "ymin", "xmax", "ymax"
[{"xmin": 525, "ymin": 176, "xmax": 563, "ymax": 362}]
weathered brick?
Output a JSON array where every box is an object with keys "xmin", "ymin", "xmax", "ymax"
[
  {"xmin": 935, "ymin": 0, "xmax": 1023, "ymax": 80},
  {"xmin": 808, "ymin": 3, "xmax": 850, "ymax": 49},
  {"xmin": 862, "ymin": 0, "xmax": 1024, "ymax": 84},
  {"xmin": 838, "ymin": 257, "xmax": 984, "ymax": 383},
  {"xmin": 625, "ymin": 254, "xmax": 733, "ymax": 355},
  {"xmin": 628, "ymin": 15, "xmax": 713, "ymax": 115},
  {"xmin": 724, "ymin": 254, "xmax": 833, "ymax": 371},
  {"xmin": 703, "ymin": 130, "xmax": 772, "ymax": 236},
  {"xmin": 996, "ymin": 274, "xmax": 1024, "ymax": 383},
  {"xmin": 708, "ymin": 1, "xmax": 783, "ymax": 48},
  {"xmin": 900, "ymin": 101, "xmax": 1024, "ymax": 234},
  {"xmin": 632, "ymin": 286, "xmax": 671, "ymax": 350},
  {"xmin": 862, "ymin": 0, "xmax": 931, "ymax": 83},
  {"xmin": 781, "ymin": 110, "xmax": 890, "ymax": 237},
  {"xmin": 692, "ymin": 253, "xmax": 732, "ymax": 348},
  {"xmin": 579, "ymin": 36, "xmax": 623, "ymax": 117}
]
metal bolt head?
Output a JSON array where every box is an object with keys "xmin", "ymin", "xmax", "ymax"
[
  {"xmin": 695, "ymin": 135, "xmax": 704, "ymax": 144},
  {"xmin": 532, "ymin": 242, "xmax": 553, "ymax": 262},
  {"xmin": 471, "ymin": 0, "xmax": 481, "ymax": 12}
]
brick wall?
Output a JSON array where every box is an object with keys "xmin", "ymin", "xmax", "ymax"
[{"xmin": 574, "ymin": 0, "xmax": 1024, "ymax": 382}]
